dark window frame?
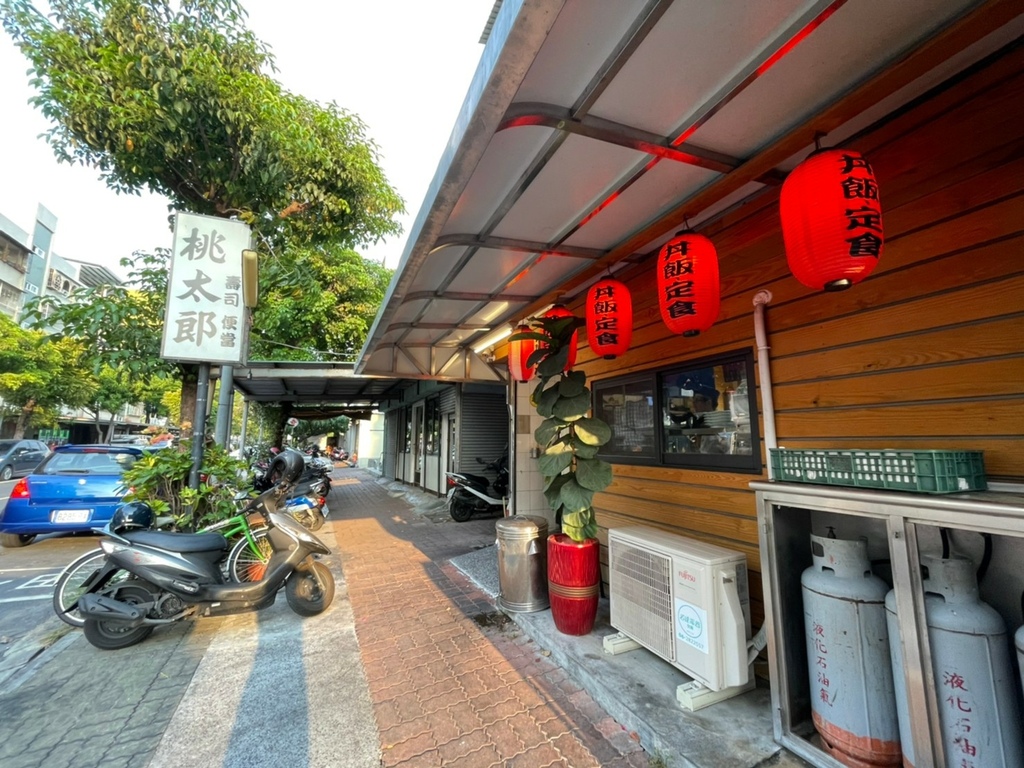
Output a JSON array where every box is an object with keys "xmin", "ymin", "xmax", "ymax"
[{"xmin": 592, "ymin": 348, "xmax": 761, "ymax": 473}]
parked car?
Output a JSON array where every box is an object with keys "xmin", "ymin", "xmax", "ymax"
[
  {"xmin": 0, "ymin": 444, "xmax": 145, "ymax": 547},
  {"xmin": 0, "ymin": 439, "xmax": 50, "ymax": 481}
]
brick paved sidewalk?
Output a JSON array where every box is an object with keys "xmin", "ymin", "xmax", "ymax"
[{"xmin": 332, "ymin": 470, "xmax": 650, "ymax": 768}]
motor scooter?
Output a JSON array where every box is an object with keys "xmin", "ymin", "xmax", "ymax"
[
  {"xmin": 75, "ymin": 482, "xmax": 334, "ymax": 650},
  {"xmin": 445, "ymin": 455, "xmax": 509, "ymax": 522}
]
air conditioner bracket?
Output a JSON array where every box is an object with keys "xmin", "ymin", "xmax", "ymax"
[
  {"xmin": 602, "ymin": 631, "xmax": 642, "ymax": 655},
  {"xmin": 676, "ymin": 677, "xmax": 755, "ymax": 712}
]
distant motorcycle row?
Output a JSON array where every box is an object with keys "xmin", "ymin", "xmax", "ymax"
[{"xmin": 52, "ymin": 447, "xmax": 341, "ymax": 650}]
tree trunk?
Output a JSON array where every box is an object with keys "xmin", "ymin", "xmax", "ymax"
[
  {"xmin": 13, "ymin": 398, "xmax": 35, "ymax": 439},
  {"xmin": 105, "ymin": 414, "xmax": 117, "ymax": 442},
  {"xmin": 179, "ymin": 364, "xmax": 199, "ymax": 438},
  {"xmin": 92, "ymin": 410, "xmax": 104, "ymax": 442}
]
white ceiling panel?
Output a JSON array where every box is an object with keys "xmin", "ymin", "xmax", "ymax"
[
  {"xmin": 513, "ymin": 2, "xmax": 642, "ymax": 107},
  {"xmin": 408, "ymin": 243, "xmax": 470, "ymax": 294},
  {"xmin": 687, "ymin": 0, "xmax": 984, "ymax": 158},
  {"xmin": 447, "ymin": 247, "xmax": 538, "ymax": 293},
  {"xmin": 562, "ymin": 160, "xmax": 721, "ymax": 250},
  {"xmin": 498, "ymin": 252, "xmax": 594, "ymax": 299},
  {"xmin": 588, "ymin": 0, "xmax": 813, "ymax": 137},
  {"xmin": 389, "ymin": 299, "xmax": 429, "ymax": 326},
  {"xmin": 444, "ymin": 126, "xmax": 556, "ymax": 235},
  {"xmin": 492, "ymin": 134, "xmax": 646, "ymax": 242}
]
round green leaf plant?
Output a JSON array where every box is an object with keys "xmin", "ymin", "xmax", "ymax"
[{"xmin": 510, "ymin": 313, "xmax": 612, "ymax": 542}]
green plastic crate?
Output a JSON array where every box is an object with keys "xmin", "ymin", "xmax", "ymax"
[{"xmin": 769, "ymin": 449, "xmax": 987, "ymax": 494}]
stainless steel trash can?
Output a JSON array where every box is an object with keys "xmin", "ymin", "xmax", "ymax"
[{"xmin": 496, "ymin": 515, "xmax": 549, "ymax": 612}]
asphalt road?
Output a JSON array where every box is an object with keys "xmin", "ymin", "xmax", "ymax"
[{"xmin": 0, "ymin": 480, "xmax": 101, "ymax": 653}]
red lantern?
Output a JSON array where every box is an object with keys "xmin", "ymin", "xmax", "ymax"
[
  {"xmin": 657, "ymin": 231, "xmax": 720, "ymax": 337},
  {"xmin": 586, "ymin": 278, "xmax": 632, "ymax": 359},
  {"xmin": 507, "ymin": 324, "xmax": 536, "ymax": 382},
  {"xmin": 780, "ymin": 148, "xmax": 883, "ymax": 291},
  {"xmin": 544, "ymin": 305, "xmax": 578, "ymax": 370}
]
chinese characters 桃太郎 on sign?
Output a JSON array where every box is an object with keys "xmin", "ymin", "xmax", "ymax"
[{"xmin": 161, "ymin": 211, "xmax": 251, "ymax": 365}]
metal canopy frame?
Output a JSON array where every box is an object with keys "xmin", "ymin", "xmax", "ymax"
[
  {"xmin": 357, "ymin": 0, "xmax": 1022, "ymax": 381},
  {"xmin": 230, "ymin": 362, "xmax": 411, "ymax": 419}
]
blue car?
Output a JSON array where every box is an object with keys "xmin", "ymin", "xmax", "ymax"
[{"xmin": 0, "ymin": 444, "xmax": 145, "ymax": 548}]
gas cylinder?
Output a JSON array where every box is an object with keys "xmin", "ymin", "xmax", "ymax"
[
  {"xmin": 801, "ymin": 533, "xmax": 901, "ymax": 768},
  {"xmin": 886, "ymin": 556, "xmax": 1024, "ymax": 768}
]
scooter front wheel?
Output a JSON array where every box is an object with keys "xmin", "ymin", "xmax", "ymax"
[
  {"xmin": 285, "ymin": 560, "xmax": 335, "ymax": 616},
  {"xmin": 81, "ymin": 586, "xmax": 155, "ymax": 650}
]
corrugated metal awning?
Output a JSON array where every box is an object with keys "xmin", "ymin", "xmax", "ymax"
[{"xmin": 357, "ymin": 0, "xmax": 1022, "ymax": 382}]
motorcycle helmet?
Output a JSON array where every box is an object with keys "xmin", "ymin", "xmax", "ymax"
[
  {"xmin": 267, "ymin": 448, "xmax": 304, "ymax": 486},
  {"xmin": 110, "ymin": 501, "xmax": 156, "ymax": 532}
]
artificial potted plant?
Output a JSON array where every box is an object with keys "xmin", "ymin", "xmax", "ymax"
[{"xmin": 511, "ymin": 309, "xmax": 612, "ymax": 635}]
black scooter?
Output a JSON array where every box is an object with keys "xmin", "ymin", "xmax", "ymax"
[
  {"xmin": 445, "ymin": 455, "xmax": 509, "ymax": 522},
  {"xmin": 77, "ymin": 484, "xmax": 334, "ymax": 650}
]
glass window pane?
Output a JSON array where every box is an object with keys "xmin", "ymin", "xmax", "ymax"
[
  {"xmin": 595, "ymin": 378, "xmax": 656, "ymax": 460},
  {"xmin": 661, "ymin": 358, "xmax": 753, "ymax": 459}
]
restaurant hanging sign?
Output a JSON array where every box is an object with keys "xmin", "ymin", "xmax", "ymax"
[{"xmin": 161, "ymin": 212, "xmax": 251, "ymax": 365}]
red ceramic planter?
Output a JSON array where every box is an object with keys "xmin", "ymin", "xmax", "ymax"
[{"xmin": 547, "ymin": 534, "xmax": 600, "ymax": 636}]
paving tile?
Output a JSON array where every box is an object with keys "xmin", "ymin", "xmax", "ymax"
[{"xmin": 332, "ymin": 473, "xmax": 650, "ymax": 768}]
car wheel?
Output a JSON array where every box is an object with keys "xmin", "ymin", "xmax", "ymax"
[
  {"xmin": 0, "ymin": 465, "xmax": 12, "ymax": 481},
  {"xmin": 0, "ymin": 533, "xmax": 36, "ymax": 548}
]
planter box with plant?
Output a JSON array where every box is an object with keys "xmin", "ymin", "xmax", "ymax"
[{"xmin": 510, "ymin": 310, "xmax": 612, "ymax": 636}]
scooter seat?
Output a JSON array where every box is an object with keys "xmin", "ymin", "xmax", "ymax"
[
  {"xmin": 123, "ymin": 529, "xmax": 229, "ymax": 553},
  {"xmin": 460, "ymin": 472, "xmax": 490, "ymax": 487}
]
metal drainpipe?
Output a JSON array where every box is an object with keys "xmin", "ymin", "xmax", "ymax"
[{"xmin": 753, "ymin": 290, "xmax": 778, "ymax": 479}]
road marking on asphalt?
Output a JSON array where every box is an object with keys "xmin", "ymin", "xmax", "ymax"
[
  {"xmin": 0, "ymin": 579, "xmax": 10, "ymax": 587},
  {"xmin": 0, "ymin": 566, "xmax": 59, "ymax": 572},
  {"xmin": 17, "ymin": 573, "xmax": 60, "ymax": 589},
  {"xmin": 0, "ymin": 595, "xmax": 50, "ymax": 603}
]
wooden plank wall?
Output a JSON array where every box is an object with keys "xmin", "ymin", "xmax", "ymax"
[{"xmin": 569, "ymin": 44, "xmax": 1024, "ymax": 624}]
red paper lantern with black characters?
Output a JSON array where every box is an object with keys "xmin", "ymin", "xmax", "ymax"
[
  {"xmin": 507, "ymin": 324, "xmax": 536, "ymax": 382},
  {"xmin": 781, "ymin": 148, "xmax": 884, "ymax": 291},
  {"xmin": 586, "ymin": 278, "xmax": 632, "ymax": 359},
  {"xmin": 657, "ymin": 231, "xmax": 720, "ymax": 337},
  {"xmin": 544, "ymin": 305, "xmax": 578, "ymax": 371}
]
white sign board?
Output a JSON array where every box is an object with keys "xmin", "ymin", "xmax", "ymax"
[{"xmin": 161, "ymin": 212, "xmax": 251, "ymax": 364}]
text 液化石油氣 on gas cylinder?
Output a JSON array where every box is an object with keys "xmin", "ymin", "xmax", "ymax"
[
  {"xmin": 886, "ymin": 556, "xmax": 1024, "ymax": 768},
  {"xmin": 801, "ymin": 533, "xmax": 902, "ymax": 767}
]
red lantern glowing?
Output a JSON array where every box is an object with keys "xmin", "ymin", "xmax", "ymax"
[
  {"xmin": 586, "ymin": 278, "xmax": 632, "ymax": 359},
  {"xmin": 780, "ymin": 148, "xmax": 883, "ymax": 292},
  {"xmin": 507, "ymin": 324, "xmax": 536, "ymax": 382},
  {"xmin": 657, "ymin": 231, "xmax": 720, "ymax": 337},
  {"xmin": 544, "ymin": 305, "xmax": 578, "ymax": 370}
]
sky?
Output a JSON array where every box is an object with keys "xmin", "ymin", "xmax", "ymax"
[{"xmin": 0, "ymin": 0, "xmax": 492, "ymax": 278}]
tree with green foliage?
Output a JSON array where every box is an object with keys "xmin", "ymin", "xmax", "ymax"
[
  {"xmin": 0, "ymin": 315, "xmax": 96, "ymax": 437},
  {"xmin": 5, "ymin": 0, "xmax": 404, "ymax": 436},
  {"xmin": 1, "ymin": 0, "xmax": 403, "ymax": 251},
  {"xmin": 87, "ymin": 366, "xmax": 137, "ymax": 441},
  {"xmin": 252, "ymin": 244, "xmax": 392, "ymax": 361}
]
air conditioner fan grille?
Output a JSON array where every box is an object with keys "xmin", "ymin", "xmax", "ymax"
[{"xmin": 610, "ymin": 541, "xmax": 674, "ymax": 661}]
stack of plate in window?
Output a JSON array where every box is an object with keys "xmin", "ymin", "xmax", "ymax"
[{"xmin": 702, "ymin": 411, "xmax": 735, "ymax": 430}]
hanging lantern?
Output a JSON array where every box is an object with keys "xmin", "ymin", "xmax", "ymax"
[
  {"xmin": 507, "ymin": 324, "xmax": 536, "ymax": 382},
  {"xmin": 780, "ymin": 148, "xmax": 883, "ymax": 292},
  {"xmin": 657, "ymin": 231, "xmax": 720, "ymax": 337},
  {"xmin": 544, "ymin": 305, "xmax": 578, "ymax": 370},
  {"xmin": 586, "ymin": 278, "xmax": 632, "ymax": 359}
]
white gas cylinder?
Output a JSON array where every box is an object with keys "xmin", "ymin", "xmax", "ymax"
[
  {"xmin": 886, "ymin": 556, "xmax": 1024, "ymax": 768},
  {"xmin": 801, "ymin": 534, "xmax": 901, "ymax": 767}
]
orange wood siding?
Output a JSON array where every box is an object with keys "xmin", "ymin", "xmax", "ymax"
[{"xmin": 570, "ymin": 44, "xmax": 1024, "ymax": 618}]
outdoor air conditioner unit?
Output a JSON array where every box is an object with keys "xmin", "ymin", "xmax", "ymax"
[{"xmin": 608, "ymin": 525, "xmax": 753, "ymax": 710}]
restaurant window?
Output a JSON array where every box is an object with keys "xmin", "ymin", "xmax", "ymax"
[
  {"xmin": 424, "ymin": 397, "xmax": 440, "ymax": 455},
  {"xmin": 593, "ymin": 349, "xmax": 760, "ymax": 472}
]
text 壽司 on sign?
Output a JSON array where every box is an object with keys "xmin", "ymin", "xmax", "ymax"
[{"xmin": 161, "ymin": 212, "xmax": 251, "ymax": 365}]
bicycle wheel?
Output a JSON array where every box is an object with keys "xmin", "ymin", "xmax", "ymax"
[
  {"xmin": 52, "ymin": 548, "xmax": 130, "ymax": 628},
  {"xmin": 226, "ymin": 527, "xmax": 273, "ymax": 583}
]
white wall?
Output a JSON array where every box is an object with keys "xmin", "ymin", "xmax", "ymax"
[{"xmin": 512, "ymin": 381, "xmax": 554, "ymax": 528}]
